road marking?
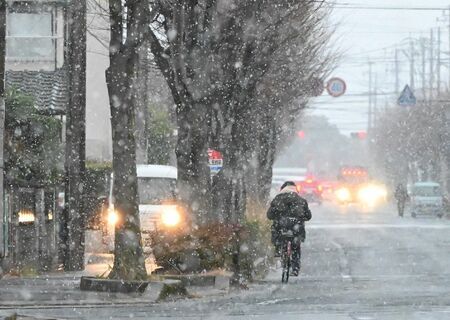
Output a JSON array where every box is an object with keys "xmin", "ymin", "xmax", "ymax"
[
  {"xmin": 256, "ymin": 298, "xmax": 292, "ymax": 306},
  {"xmin": 309, "ymin": 224, "xmax": 450, "ymax": 229},
  {"xmin": 330, "ymin": 240, "xmax": 352, "ymax": 282}
]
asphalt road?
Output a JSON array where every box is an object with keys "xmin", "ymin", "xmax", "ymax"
[{"xmin": 6, "ymin": 203, "xmax": 450, "ymax": 319}]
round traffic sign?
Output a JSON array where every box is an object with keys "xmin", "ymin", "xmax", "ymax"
[{"xmin": 326, "ymin": 77, "xmax": 346, "ymax": 97}]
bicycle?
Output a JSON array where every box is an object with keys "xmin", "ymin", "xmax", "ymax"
[{"xmin": 281, "ymin": 231, "xmax": 295, "ymax": 283}]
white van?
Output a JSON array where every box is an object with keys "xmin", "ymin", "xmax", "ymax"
[
  {"xmin": 136, "ymin": 164, "xmax": 179, "ymax": 231},
  {"xmin": 410, "ymin": 182, "xmax": 444, "ymax": 218},
  {"xmin": 105, "ymin": 165, "xmax": 181, "ymax": 250}
]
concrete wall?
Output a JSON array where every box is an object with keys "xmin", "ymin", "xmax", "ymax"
[{"xmin": 86, "ymin": 0, "xmax": 112, "ymax": 161}]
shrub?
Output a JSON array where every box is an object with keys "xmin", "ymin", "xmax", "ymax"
[
  {"xmin": 151, "ymin": 218, "xmax": 274, "ymax": 280},
  {"xmin": 84, "ymin": 161, "xmax": 112, "ymax": 229},
  {"xmin": 239, "ymin": 218, "xmax": 274, "ymax": 281}
]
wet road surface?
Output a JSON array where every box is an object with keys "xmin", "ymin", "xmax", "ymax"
[{"xmin": 4, "ymin": 203, "xmax": 450, "ymax": 319}]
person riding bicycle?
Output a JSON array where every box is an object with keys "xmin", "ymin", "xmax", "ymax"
[{"xmin": 267, "ymin": 181, "xmax": 312, "ymax": 277}]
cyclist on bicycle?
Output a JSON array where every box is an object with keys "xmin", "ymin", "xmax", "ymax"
[{"xmin": 267, "ymin": 181, "xmax": 312, "ymax": 276}]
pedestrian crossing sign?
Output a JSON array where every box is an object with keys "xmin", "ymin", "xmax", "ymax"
[{"xmin": 397, "ymin": 85, "xmax": 416, "ymax": 107}]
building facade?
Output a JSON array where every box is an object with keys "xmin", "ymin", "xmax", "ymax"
[{"xmin": 1, "ymin": 0, "xmax": 67, "ymax": 271}]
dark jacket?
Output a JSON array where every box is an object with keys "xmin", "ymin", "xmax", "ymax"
[
  {"xmin": 394, "ymin": 185, "xmax": 409, "ymax": 202},
  {"xmin": 267, "ymin": 188, "xmax": 312, "ymax": 241},
  {"xmin": 267, "ymin": 189, "xmax": 312, "ymax": 222}
]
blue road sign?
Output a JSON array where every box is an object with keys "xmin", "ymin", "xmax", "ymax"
[{"xmin": 397, "ymin": 85, "xmax": 416, "ymax": 106}]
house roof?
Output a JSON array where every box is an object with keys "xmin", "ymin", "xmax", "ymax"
[{"xmin": 5, "ymin": 68, "xmax": 68, "ymax": 115}]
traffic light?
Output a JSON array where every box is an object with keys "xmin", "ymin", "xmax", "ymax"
[
  {"xmin": 350, "ymin": 131, "xmax": 367, "ymax": 140},
  {"xmin": 297, "ymin": 131, "xmax": 305, "ymax": 139}
]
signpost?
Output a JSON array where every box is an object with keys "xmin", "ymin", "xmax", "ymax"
[
  {"xmin": 397, "ymin": 85, "xmax": 416, "ymax": 107},
  {"xmin": 326, "ymin": 77, "xmax": 346, "ymax": 97},
  {"xmin": 208, "ymin": 149, "xmax": 223, "ymax": 175}
]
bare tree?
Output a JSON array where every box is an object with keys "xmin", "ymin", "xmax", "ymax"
[
  {"xmin": 374, "ymin": 101, "xmax": 447, "ymax": 189},
  {"xmin": 105, "ymin": 0, "xmax": 148, "ymax": 280},
  {"xmin": 145, "ymin": 0, "xmax": 333, "ymax": 283},
  {"xmin": 146, "ymin": 2, "xmax": 213, "ymax": 224},
  {"xmin": 236, "ymin": 1, "xmax": 333, "ymax": 206}
]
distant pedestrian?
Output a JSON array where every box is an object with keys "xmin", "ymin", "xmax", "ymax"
[{"xmin": 394, "ymin": 183, "xmax": 408, "ymax": 217}]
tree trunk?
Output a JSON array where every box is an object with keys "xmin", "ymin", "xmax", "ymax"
[
  {"xmin": 134, "ymin": 45, "xmax": 149, "ymax": 165},
  {"xmin": 105, "ymin": 0, "xmax": 147, "ymax": 281},
  {"xmin": 146, "ymin": 15, "xmax": 212, "ymax": 225},
  {"xmin": 62, "ymin": 0, "xmax": 87, "ymax": 271},
  {"xmin": 176, "ymin": 103, "xmax": 211, "ymax": 225},
  {"xmin": 106, "ymin": 63, "xmax": 146, "ymax": 280},
  {"xmin": 215, "ymin": 110, "xmax": 249, "ymax": 285},
  {"xmin": 255, "ymin": 116, "xmax": 278, "ymax": 204}
]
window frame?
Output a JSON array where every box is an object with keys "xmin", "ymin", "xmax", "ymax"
[{"xmin": 5, "ymin": 3, "xmax": 61, "ymax": 63}]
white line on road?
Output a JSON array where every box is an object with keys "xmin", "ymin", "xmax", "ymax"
[
  {"xmin": 330, "ymin": 240, "xmax": 352, "ymax": 282},
  {"xmin": 309, "ymin": 223, "xmax": 450, "ymax": 229}
]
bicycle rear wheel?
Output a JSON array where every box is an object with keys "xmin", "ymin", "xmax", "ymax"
[{"xmin": 281, "ymin": 241, "xmax": 292, "ymax": 283}]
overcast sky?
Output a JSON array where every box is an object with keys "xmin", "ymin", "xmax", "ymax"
[{"xmin": 310, "ymin": 0, "xmax": 450, "ymax": 134}]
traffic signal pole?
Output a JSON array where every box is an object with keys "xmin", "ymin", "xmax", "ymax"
[{"xmin": 368, "ymin": 61, "xmax": 373, "ymax": 135}]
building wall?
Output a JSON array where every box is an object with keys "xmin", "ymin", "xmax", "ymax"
[
  {"xmin": 86, "ymin": 0, "xmax": 112, "ymax": 161},
  {"xmin": 2, "ymin": 0, "xmax": 65, "ymax": 262},
  {"xmin": 5, "ymin": 0, "xmax": 114, "ymax": 161}
]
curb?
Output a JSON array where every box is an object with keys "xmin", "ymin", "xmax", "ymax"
[{"xmin": 162, "ymin": 274, "xmax": 230, "ymax": 290}]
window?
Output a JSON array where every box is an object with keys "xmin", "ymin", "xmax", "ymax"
[
  {"xmin": 412, "ymin": 186, "xmax": 441, "ymax": 197},
  {"xmin": 6, "ymin": 12, "xmax": 55, "ymax": 61},
  {"xmin": 138, "ymin": 178, "xmax": 177, "ymax": 205}
]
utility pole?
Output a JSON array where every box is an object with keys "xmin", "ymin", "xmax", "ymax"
[
  {"xmin": 437, "ymin": 27, "xmax": 441, "ymax": 94},
  {"xmin": 429, "ymin": 29, "xmax": 434, "ymax": 100},
  {"xmin": 410, "ymin": 40, "xmax": 415, "ymax": 91},
  {"xmin": 395, "ymin": 48, "xmax": 400, "ymax": 94},
  {"xmin": 0, "ymin": 0, "xmax": 6, "ymax": 258},
  {"xmin": 421, "ymin": 39, "xmax": 427, "ymax": 101},
  {"xmin": 368, "ymin": 61, "xmax": 373, "ymax": 135},
  {"xmin": 373, "ymin": 73, "xmax": 378, "ymax": 130},
  {"xmin": 63, "ymin": 0, "xmax": 87, "ymax": 271}
]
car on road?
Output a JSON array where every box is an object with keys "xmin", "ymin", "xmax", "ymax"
[
  {"xmin": 409, "ymin": 182, "xmax": 445, "ymax": 218},
  {"xmin": 295, "ymin": 176, "xmax": 323, "ymax": 205}
]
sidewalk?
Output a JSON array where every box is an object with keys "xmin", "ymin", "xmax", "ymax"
[{"xmin": 0, "ymin": 253, "xmax": 230, "ymax": 311}]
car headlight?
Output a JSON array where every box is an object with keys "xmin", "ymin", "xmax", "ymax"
[
  {"xmin": 161, "ymin": 207, "xmax": 182, "ymax": 227},
  {"xmin": 358, "ymin": 187, "xmax": 375, "ymax": 204},
  {"xmin": 358, "ymin": 185, "xmax": 387, "ymax": 205},
  {"xmin": 336, "ymin": 188, "xmax": 351, "ymax": 202},
  {"xmin": 107, "ymin": 206, "xmax": 119, "ymax": 225}
]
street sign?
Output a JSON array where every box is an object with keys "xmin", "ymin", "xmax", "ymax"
[
  {"xmin": 208, "ymin": 149, "xmax": 223, "ymax": 175},
  {"xmin": 326, "ymin": 77, "xmax": 346, "ymax": 97},
  {"xmin": 397, "ymin": 85, "xmax": 416, "ymax": 107}
]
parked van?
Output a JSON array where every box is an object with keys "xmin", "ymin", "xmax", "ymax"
[
  {"xmin": 136, "ymin": 164, "xmax": 179, "ymax": 231},
  {"xmin": 410, "ymin": 182, "xmax": 444, "ymax": 218},
  {"xmin": 104, "ymin": 165, "xmax": 185, "ymax": 250}
]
